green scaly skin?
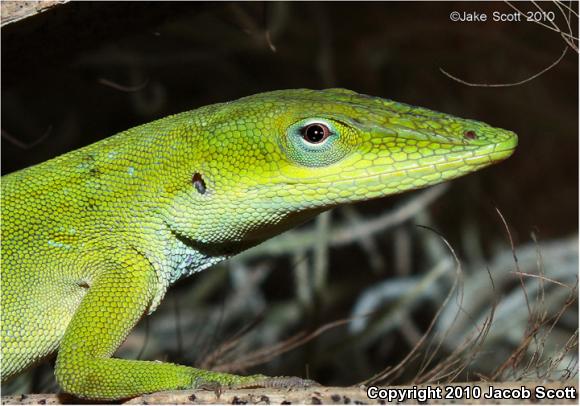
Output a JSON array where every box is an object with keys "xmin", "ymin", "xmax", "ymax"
[{"xmin": 1, "ymin": 89, "xmax": 517, "ymax": 400}]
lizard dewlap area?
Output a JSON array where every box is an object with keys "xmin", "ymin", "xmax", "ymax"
[{"xmin": 1, "ymin": 88, "xmax": 517, "ymax": 400}]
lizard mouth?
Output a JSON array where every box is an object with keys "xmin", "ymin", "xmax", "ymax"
[
  {"xmin": 488, "ymin": 133, "xmax": 518, "ymax": 163},
  {"xmin": 321, "ymin": 145, "xmax": 515, "ymax": 188},
  {"xmin": 246, "ymin": 130, "xmax": 517, "ymax": 204}
]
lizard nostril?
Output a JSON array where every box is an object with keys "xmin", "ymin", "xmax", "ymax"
[
  {"xmin": 192, "ymin": 172, "xmax": 207, "ymax": 195},
  {"xmin": 464, "ymin": 130, "xmax": 477, "ymax": 140}
]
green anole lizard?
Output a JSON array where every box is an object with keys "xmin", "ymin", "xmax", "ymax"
[{"xmin": 1, "ymin": 89, "xmax": 517, "ymax": 400}]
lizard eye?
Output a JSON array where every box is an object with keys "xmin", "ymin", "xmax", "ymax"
[
  {"xmin": 302, "ymin": 123, "xmax": 330, "ymax": 144},
  {"xmin": 282, "ymin": 118, "xmax": 352, "ymax": 167}
]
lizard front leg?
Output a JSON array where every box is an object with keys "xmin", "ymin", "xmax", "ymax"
[{"xmin": 54, "ymin": 250, "xmax": 265, "ymax": 400}]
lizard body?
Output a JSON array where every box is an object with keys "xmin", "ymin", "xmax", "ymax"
[{"xmin": 1, "ymin": 89, "xmax": 517, "ymax": 399}]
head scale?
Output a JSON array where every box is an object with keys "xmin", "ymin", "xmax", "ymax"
[{"xmin": 167, "ymin": 88, "xmax": 517, "ymax": 250}]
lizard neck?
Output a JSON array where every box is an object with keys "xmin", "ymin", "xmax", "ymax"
[{"xmin": 147, "ymin": 228, "xmax": 264, "ymax": 312}]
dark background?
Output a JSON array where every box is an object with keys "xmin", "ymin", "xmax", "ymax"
[{"xmin": 2, "ymin": 1, "xmax": 578, "ymax": 396}]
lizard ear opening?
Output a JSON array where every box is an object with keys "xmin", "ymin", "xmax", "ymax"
[{"xmin": 192, "ymin": 172, "xmax": 207, "ymax": 195}]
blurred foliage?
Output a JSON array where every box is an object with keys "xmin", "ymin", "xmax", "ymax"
[{"xmin": 1, "ymin": 1, "xmax": 577, "ymax": 396}]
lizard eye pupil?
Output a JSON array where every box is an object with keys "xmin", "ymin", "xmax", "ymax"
[{"xmin": 302, "ymin": 124, "xmax": 330, "ymax": 144}]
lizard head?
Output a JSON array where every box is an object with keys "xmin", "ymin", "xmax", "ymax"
[{"xmin": 168, "ymin": 88, "xmax": 517, "ymax": 250}]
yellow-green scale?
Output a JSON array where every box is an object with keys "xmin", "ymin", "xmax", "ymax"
[{"xmin": 1, "ymin": 89, "xmax": 517, "ymax": 399}]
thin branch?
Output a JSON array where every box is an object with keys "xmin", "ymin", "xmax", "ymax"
[
  {"xmin": 505, "ymin": 1, "xmax": 578, "ymax": 41},
  {"xmin": 495, "ymin": 207, "xmax": 533, "ymax": 324},
  {"xmin": 98, "ymin": 77, "xmax": 150, "ymax": 92},
  {"xmin": 1, "ymin": 126, "xmax": 53, "ymax": 149},
  {"xmin": 553, "ymin": 1, "xmax": 574, "ymax": 40},
  {"xmin": 440, "ymin": 46, "xmax": 568, "ymax": 87},
  {"xmin": 364, "ymin": 225, "xmax": 463, "ymax": 386},
  {"xmin": 510, "ymin": 271, "xmax": 573, "ymax": 289},
  {"xmin": 558, "ymin": 0, "xmax": 579, "ymax": 18}
]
